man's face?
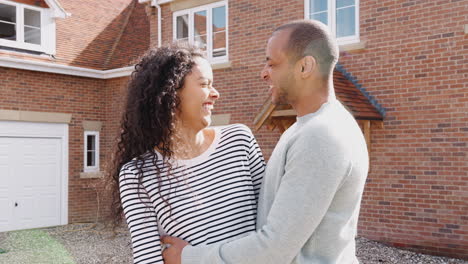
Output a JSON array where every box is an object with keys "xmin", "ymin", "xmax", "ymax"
[{"xmin": 261, "ymin": 30, "xmax": 297, "ymax": 105}]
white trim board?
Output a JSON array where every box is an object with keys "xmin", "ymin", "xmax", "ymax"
[
  {"xmin": 0, "ymin": 56, "xmax": 231, "ymax": 78},
  {"xmin": 44, "ymin": 0, "xmax": 71, "ymax": 18},
  {"xmin": 0, "ymin": 57, "xmax": 134, "ymax": 79}
]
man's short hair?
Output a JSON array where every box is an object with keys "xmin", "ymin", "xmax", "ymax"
[{"xmin": 274, "ymin": 20, "xmax": 339, "ymax": 77}]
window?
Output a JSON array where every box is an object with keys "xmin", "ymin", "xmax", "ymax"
[
  {"xmin": 305, "ymin": 0, "xmax": 359, "ymax": 45},
  {"xmin": 0, "ymin": 0, "xmax": 57, "ymax": 54},
  {"xmin": 84, "ymin": 131, "xmax": 99, "ymax": 172},
  {"xmin": 173, "ymin": 1, "xmax": 228, "ymax": 63}
]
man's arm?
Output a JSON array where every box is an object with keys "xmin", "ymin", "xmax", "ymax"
[{"xmin": 179, "ymin": 131, "xmax": 352, "ymax": 264}]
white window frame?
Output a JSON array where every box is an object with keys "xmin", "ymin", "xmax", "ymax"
[
  {"xmin": 304, "ymin": 0, "xmax": 360, "ymax": 45},
  {"xmin": 0, "ymin": 0, "xmax": 57, "ymax": 54},
  {"xmin": 173, "ymin": 1, "xmax": 228, "ymax": 64},
  {"xmin": 83, "ymin": 131, "xmax": 99, "ymax": 172}
]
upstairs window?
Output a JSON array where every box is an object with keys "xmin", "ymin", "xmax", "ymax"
[
  {"xmin": 305, "ymin": 0, "xmax": 360, "ymax": 45},
  {"xmin": 173, "ymin": 1, "xmax": 228, "ymax": 63},
  {"xmin": 0, "ymin": 0, "xmax": 57, "ymax": 54}
]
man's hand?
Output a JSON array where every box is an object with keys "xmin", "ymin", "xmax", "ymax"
[{"xmin": 161, "ymin": 236, "xmax": 190, "ymax": 264}]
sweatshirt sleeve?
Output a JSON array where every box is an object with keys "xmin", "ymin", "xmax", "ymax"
[
  {"xmin": 181, "ymin": 129, "xmax": 352, "ymax": 264},
  {"xmin": 119, "ymin": 165, "xmax": 165, "ymax": 264}
]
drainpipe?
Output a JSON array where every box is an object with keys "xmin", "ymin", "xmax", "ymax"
[
  {"xmin": 139, "ymin": 0, "xmax": 162, "ymax": 47},
  {"xmin": 153, "ymin": 0, "xmax": 162, "ymax": 47}
]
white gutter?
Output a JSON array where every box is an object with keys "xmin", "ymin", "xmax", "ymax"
[{"xmin": 0, "ymin": 57, "xmax": 134, "ymax": 79}]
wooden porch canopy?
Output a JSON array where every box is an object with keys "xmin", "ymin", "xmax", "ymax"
[{"xmin": 253, "ymin": 64, "xmax": 385, "ymax": 151}]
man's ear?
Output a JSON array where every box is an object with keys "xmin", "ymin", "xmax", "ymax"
[{"xmin": 300, "ymin": 56, "xmax": 316, "ymax": 77}]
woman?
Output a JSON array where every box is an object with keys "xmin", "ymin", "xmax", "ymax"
[{"xmin": 109, "ymin": 45, "xmax": 265, "ymax": 264}]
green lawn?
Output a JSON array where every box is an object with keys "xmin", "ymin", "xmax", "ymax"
[{"xmin": 0, "ymin": 229, "xmax": 75, "ymax": 264}]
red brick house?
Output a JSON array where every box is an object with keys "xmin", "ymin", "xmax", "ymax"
[
  {"xmin": 1, "ymin": 0, "xmax": 466, "ymax": 260},
  {"xmin": 0, "ymin": 0, "xmax": 149, "ymax": 228}
]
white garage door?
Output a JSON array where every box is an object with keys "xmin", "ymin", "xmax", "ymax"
[{"xmin": 0, "ymin": 121, "xmax": 68, "ymax": 232}]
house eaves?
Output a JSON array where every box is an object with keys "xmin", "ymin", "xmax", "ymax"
[
  {"xmin": 335, "ymin": 63, "xmax": 386, "ymax": 118},
  {"xmin": 253, "ymin": 66, "xmax": 385, "ymax": 131},
  {"xmin": 0, "ymin": 57, "xmax": 133, "ymax": 79}
]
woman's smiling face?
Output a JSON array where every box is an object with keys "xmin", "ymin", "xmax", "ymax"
[{"xmin": 177, "ymin": 57, "xmax": 220, "ymax": 130}]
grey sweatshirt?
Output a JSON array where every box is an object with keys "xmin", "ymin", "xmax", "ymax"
[{"xmin": 182, "ymin": 99, "xmax": 369, "ymax": 264}]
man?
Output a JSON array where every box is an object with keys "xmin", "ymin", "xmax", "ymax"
[{"xmin": 162, "ymin": 19, "xmax": 369, "ymax": 264}]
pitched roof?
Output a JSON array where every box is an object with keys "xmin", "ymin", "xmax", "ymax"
[
  {"xmin": 62, "ymin": 0, "xmax": 149, "ymax": 70},
  {"xmin": 105, "ymin": 0, "xmax": 150, "ymax": 69},
  {"xmin": 0, "ymin": 0, "xmax": 149, "ymax": 70},
  {"xmin": 253, "ymin": 65, "xmax": 385, "ymax": 131},
  {"xmin": 334, "ymin": 64, "xmax": 385, "ymax": 120}
]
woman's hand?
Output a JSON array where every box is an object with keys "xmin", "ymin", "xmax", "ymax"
[{"xmin": 161, "ymin": 236, "xmax": 190, "ymax": 264}]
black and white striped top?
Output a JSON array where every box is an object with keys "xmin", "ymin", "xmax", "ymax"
[{"xmin": 119, "ymin": 124, "xmax": 265, "ymax": 264}]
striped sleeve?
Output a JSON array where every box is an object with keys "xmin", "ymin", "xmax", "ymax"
[
  {"xmin": 246, "ymin": 128, "xmax": 265, "ymax": 200},
  {"xmin": 119, "ymin": 165, "xmax": 164, "ymax": 264}
]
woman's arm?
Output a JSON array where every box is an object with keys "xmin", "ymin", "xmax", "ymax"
[{"xmin": 119, "ymin": 165, "xmax": 165, "ymax": 264}]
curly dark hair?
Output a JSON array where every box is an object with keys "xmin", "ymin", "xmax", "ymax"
[{"xmin": 107, "ymin": 44, "xmax": 204, "ymax": 227}]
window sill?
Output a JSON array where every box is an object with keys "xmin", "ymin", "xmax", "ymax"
[
  {"xmin": 80, "ymin": 171, "xmax": 103, "ymax": 179},
  {"xmin": 0, "ymin": 47, "xmax": 53, "ymax": 60},
  {"xmin": 0, "ymin": 40, "xmax": 50, "ymax": 54},
  {"xmin": 211, "ymin": 61, "xmax": 231, "ymax": 70},
  {"xmin": 339, "ymin": 40, "xmax": 367, "ymax": 52}
]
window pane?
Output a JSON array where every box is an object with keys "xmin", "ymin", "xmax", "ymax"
[
  {"xmin": 87, "ymin": 135, "xmax": 95, "ymax": 151},
  {"xmin": 311, "ymin": 12, "xmax": 328, "ymax": 25},
  {"xmin": 24, "ymin": 9, "xmax": 40, "ymax": 28},
  {"xmin": 0, "ymin": 3, "xmax": 16, "ymax": 41},
  {"xmin": 0, "ymin": 4, "xmax": 16, "ymax": 23},
  {"xmin": 337, "ymin": 0, "xmax": 355, "ymax": 9},
  {"xmin": 310, "ymin": 0, "xmax": 327, "ymax": 13},
  {"xmin": 176, "ymin": 15, "xmax": 188, "ymax": 39},
  {"xmin": 24, "ymin": 27, "xmax": 40, "ymax": 44},
  {"xmin": 194, "ymin": 11, "xmax": 207, "ymax": 49},
  {"xmin": 87, "ymin": 151, "xmax": 95, "ymax": 167},
  {"xmin": 0, "ymin": 22, "xmax": 15, "ymax": 40},
  {"xmin": 212, "ymin": 6, "xmax": 226, "ymax": 32},
  {"xmin": 212, "ymin": 6, "xmax": 226, "ymax": 57},
  {"xmin": 213, "ymin": 33, "xmax": 226, "ymax": 57},
  {"xmin": 336, "ymin": 6, "xmax": 356, "ymax": 37},
  {"xmin": 194, "ymin": 11, "xmax": 206, "ymax": 36}
]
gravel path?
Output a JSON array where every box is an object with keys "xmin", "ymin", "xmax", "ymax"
[
  {"xmin": 356, "ymin": 237, "xmax": 466, "ymax": 264},
  {"xmin": 45, "ymin": 223, "xmax": 133, "ymax": 264},
  {"xmin": 0, "ymin": 223, "xmax": 466, "ymax": 264}
]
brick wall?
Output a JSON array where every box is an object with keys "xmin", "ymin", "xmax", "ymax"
[
  {"xmin": 146, "ymin": 0, "xmax": 467, "ymax": 259},
  {"xmin": 0, "ymin": 66, "xmax": 130, "ymax": 223},
  {"xmin": 340, "ymin": 0, "xmax": 467, "ymax": 259}
]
